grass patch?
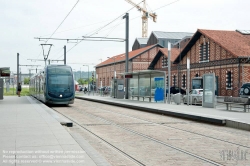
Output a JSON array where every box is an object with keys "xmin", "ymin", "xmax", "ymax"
[{"xmin": 4, "ymin": 87, "xmax": 30, "ymax": 96}]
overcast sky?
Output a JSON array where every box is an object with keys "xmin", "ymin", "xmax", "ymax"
[{"xmin": 1, "ymin": 0, "xmax": 250, "ymax": 74}]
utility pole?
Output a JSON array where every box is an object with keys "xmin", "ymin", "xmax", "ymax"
[
  {"xmin": 64, "ymin": 45, "xmax": 66, "ymax": 65},
  {"xmin": 17, "ymin": 53, "xmax": 19, "ymax": 85},
  {"xmin": 123, "ymin": 13, "xmax": 129, "ymax": 99},
  {"xmin": 17, "ymin": 53, "xmax": 40, "ymax": 84},
  {"xmin": 167, "ymin": 42, "xmax": 171, "ymax": 104}
]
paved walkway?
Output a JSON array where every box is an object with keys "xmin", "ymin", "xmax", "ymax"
[
  {"xmin": 0, "ymin": 96, "xmax": 110, "ymax": 166},
  {"xmin": 76, "ymin": 93, "xmax": 250, "ymax": 131}
]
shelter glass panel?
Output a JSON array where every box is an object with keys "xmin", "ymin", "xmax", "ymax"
[
  {"xmin": 139, "ymin": 74, "xmax": 150, "ymax": 97},
  {"xmin": 129, "ymin": 75, "xmax": 138, "ymax": 98}
]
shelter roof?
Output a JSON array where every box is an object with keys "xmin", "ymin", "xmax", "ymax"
[{"xmin": 118, "ymin": 70, "xmax": 165, "ymax": 76}]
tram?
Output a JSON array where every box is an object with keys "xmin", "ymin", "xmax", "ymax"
[{"xmin": 29, "ymin": 65, "xmax": 75, "ymax": 104}]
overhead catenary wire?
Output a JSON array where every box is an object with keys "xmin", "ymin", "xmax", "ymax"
[
  {"xmin": 35, "ymin": 0, "xmax": 80, "ymax": 62},
  {"xmin": 54, "ymin": 1, "xmax": 144, "ymax": 60},
  {"xmin": 85, "ymin": 0, "xmax": 143, "ymax": 37},
  {"xmin": 153, "ymin": 0, "xmax": 180, "ymax": 11},
  {"xmin": 54, "ymin": 0, "xmax": 180, "ymax": 61},
  {"xmin": 85, "ymin": 0, "xmax": 181, "ymax": 37},
  {"xmin": 38, "ymin": 18, "xmax": 115, "ymax": 38},
  {"xmin": 45, "ymin": 0, "xmax": 80, "ymax": 44},
  {"xmin": 47, "ymin": 47, "xmax": 65, "ymax": 60},
  {"xmin": 104, "ymin": 19, "xmax": 124, "ymax": 38}
]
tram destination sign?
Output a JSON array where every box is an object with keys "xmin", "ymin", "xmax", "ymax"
[
  {"xmin": 125, "ymin": 74, "xmax": 133, "ymax": 78},
  {"xmin": 0, "ymin": 67, "xmax": 10, "ymax": 77}
]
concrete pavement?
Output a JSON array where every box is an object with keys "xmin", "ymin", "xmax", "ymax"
[{"xmin": 0, "ymin": 96, "xmax": 110, "ymax": 166}]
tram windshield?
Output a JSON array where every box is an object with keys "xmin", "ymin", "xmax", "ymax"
[{"xmin": 47, "ymin": 66, "xmax": 73, "ymax": 93}]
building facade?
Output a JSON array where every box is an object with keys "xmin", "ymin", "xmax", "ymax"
[
  {"xmin": 96, "ymin": 44, "xmax": 162, "ymax": 87},
  {"xmin": 150, "ymin": 29, "xmax": 250, "ymax": 97}
]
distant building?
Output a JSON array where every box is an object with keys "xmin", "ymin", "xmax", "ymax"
[
  {"xmin": 147, "ymin": 31, "xmax": 194, "ymax": 48},
  {"xmin": 132, "ymin": 31, "xmax": 194, "ymax": 51},
  {"xmin": 132, "ymin": 38, "xmax": 148, "ymax": 51}
]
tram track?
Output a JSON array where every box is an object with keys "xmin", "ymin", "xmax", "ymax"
[
  {"xmin": 51, "ymin": 105, "xmax": 227, "ymax": 166},
  {"xmin": 76, "ymin": 101, "xmax": 250, "ymax": 149}
]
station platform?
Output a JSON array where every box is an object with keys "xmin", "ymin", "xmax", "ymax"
[
  {"xmin": 0, "ymin": 96, "xmax": 111, "ymax": 166},
  {"xmin": 76, "ymin": 94, "xmax": 250, "ymax": 131}
]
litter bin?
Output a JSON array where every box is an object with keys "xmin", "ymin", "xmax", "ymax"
[{"xmin": 173, "ymin": 93, "xmax": 181, "ymax": 105}]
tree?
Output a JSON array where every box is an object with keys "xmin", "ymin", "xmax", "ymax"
[
  {"xmin": 24, "ymin": 77, "xmax": 30, "ymax": 84},
  {"xmin": 77, "ymin": 78, "xmax": 85, "ymax": 85}
]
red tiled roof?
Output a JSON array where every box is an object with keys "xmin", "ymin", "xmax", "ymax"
[
  {"xmin": 96, "ymin": 44, "xmax": 158, "ymax": 67},
  {"xmin": 159, "ymin": 48, "xmax": 180, "ymax": 62},
  {"xmin": 199, "ymin": 29, "xmax": 250, "ymax": 57}
]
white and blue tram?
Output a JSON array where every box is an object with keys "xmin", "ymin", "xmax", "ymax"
[{"xmin": 30, "ymin": 65, "xmax": 75, "ymax": 104}]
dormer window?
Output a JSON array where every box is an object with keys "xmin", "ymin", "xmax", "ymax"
[
  {"xmin": 199, "ymin": 42, "xmax": 210, "ymax": 62},
  {"xmin": 162, "ymin": 56, "xmax": 168, "ymax": 68}
]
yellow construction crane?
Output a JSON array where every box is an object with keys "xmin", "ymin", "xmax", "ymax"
[{"xmin": 125, "ymin": 0, "xmax": 157, "ymax": 37}]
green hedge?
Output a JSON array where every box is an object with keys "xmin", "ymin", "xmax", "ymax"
[{"xmin": 4, "ymin": 87, "xmax": 30, "ymax": 96}]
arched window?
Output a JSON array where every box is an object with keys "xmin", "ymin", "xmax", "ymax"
[
  {"xmin": 182, "ymin": 74, "xmax": 186, "ymax": 88},
  {"xmin": 199, "ymin": 42, "xmax": 210, "ymax": 62},
  {"xmin": 162, "ymin": 56, "xmax": 168, "ymax": 68},
  {"xmin": 166, "ymin": 76, "xmax": 168, "ymax": 87},
  {"xmin": 173, "ymin": 75, "xmax": 176, "ymax": 87},
  {"xmin": 226, "ymin": 71, "xmax": 232, "ymax": 89}
]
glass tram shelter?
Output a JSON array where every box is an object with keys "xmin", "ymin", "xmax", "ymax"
[
  {"xmin": 0, "ymin": 67, "xmax": 10, "ymax": 100},
  {"xmin": 115, "ymin": 70, "xmax": 166, "ymax": 103}
]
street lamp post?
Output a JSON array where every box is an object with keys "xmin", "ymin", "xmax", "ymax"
[{"xmin": 83, "ymin": 65, "xmax": 89, "ymax": 94}]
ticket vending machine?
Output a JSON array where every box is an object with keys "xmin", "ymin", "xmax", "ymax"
[
  {"xmin": 111, "ymin": 79, "xmax": 124, "ymax": 99},
  {"xmin": 0, "ymin": 79, "xmax": 3, "ymax": 100}
]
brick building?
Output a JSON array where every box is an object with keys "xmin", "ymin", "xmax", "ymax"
[
  {"xmin": 96, "ymin": 44, "xmax": 162, "ymax": 87},
  {"xmin": 150, "ymin": 29, "xmax": 250, "ymax": 97}
]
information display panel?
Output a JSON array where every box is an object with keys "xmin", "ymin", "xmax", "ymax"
[{"xmin": 203, "ymin": 73, "xmax": 215, "ymax": 108}]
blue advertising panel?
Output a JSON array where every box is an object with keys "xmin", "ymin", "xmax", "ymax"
[{"xmin": 154, "ymin": 77, "xmax": 164, "ymax": 102}]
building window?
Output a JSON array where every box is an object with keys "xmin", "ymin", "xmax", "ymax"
[
  {"xmin": 162, "ymin": 56, "xmax": 168, "ymax": 68},
  {"xmin": 199, "ymin": 42, "xmax": 210, "ymax": 62},
  {"xmin": 166, "ymin": 76, "xmax": 168, "ymax": 87},
  {"xmin": 173, "ymin": 75, "xmax": 176, "ymax": 87},
  {"xmin": 226, "ymin": 71, "xmax": 233, "ymax": 89},
  {"xmin": 182, "ymin": 74, "xmax": 186, "ymax": 88},
  {"xmin": 195, "ymin": 73, "xmax": 199, "ymax": 77}
]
